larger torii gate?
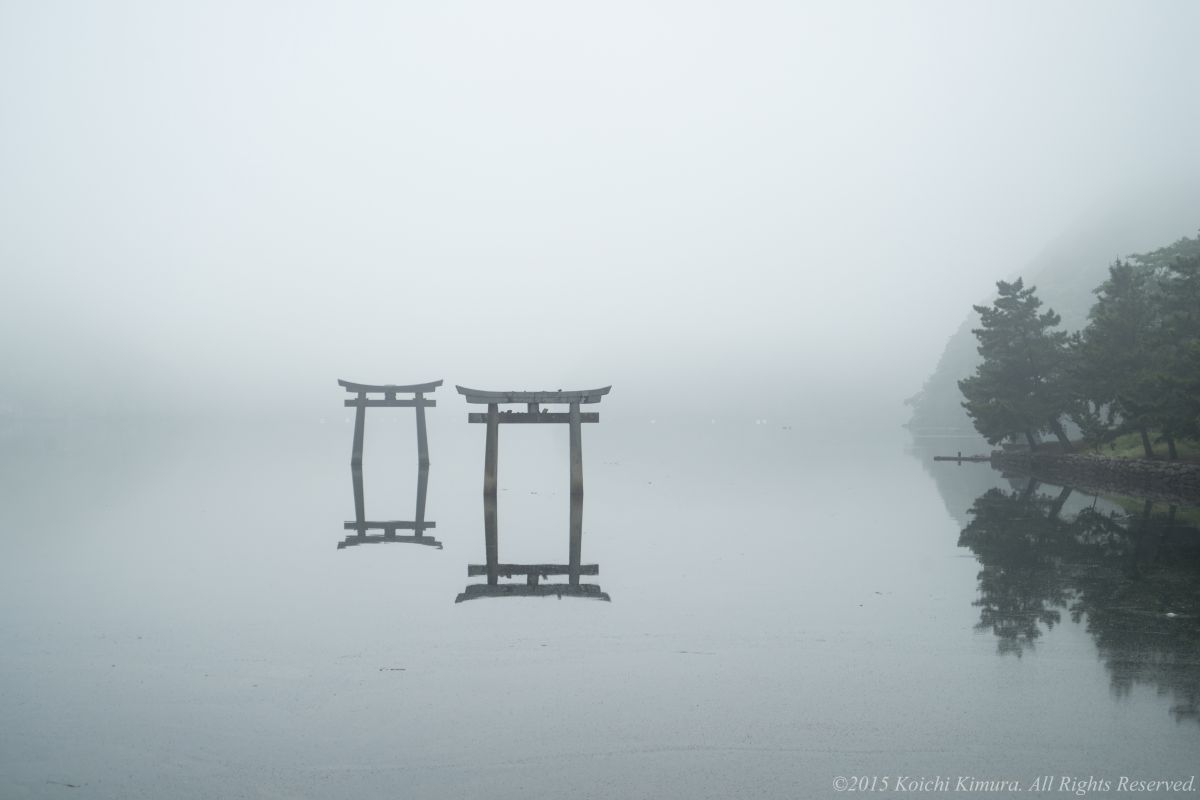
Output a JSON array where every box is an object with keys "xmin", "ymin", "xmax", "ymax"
[{"xmin": 455, "ymin": 385, "xmax": 611, "ymax": 601}]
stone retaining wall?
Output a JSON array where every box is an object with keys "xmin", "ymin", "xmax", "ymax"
[{"xmin": 990, "ymin": 452, "xmax": 1200, "ymax": 506}]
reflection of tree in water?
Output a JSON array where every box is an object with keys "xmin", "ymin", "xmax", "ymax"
[
  {"xmin": 1072, "ymin": 503, "xmax": 1200, "ymax": 723},
  {"xmin": 959, "ymin": 481, "xmax": 1078, "ymax": 655},
  {"xmin": 959, "ymin": 480, "xmax": 1200, "ymax": 722}
]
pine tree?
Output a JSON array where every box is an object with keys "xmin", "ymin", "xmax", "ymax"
[
  {"xmin": 1072, "ymin": 261, "xmax": 1161, "ymax": 456},
  {"xmin": 958, "ymin": 279, "xmax": 1072, "ymax": 449},
  {"xmin": 1155, "ymin": 251, "xmax": 1200, "ymax": 447}
]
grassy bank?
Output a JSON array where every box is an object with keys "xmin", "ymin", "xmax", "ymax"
[{"xmin": 1089, "ymin": 431, "xmax": 1200, "ymax": 461}]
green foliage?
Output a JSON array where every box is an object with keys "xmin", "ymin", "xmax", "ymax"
[
  {"xmin": 959, "ymin": 479, "xmax": 1200, "ymax": 683},
  {"xmin": 1101, "ymin": 431, "xmax": 1200, "ymax": 461},
  {"xmin": 958, "ymin": 279, "xmax": 1072, "ymax": 447},
  {"xmin": 1153, "ymin": 250, "xmax": 1200, "ymax": 440},
  {"xmin": 960, "ymin": 230, "xmax": 1200, "ymax": 458},
  {"xmin": 1069, "ymin": 261, "xmax": 1161, "ymax": 447}
]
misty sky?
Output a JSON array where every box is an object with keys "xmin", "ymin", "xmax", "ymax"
[{"xmin": 3, "ymin": 1, "xmax": 1199, "ymax": 423}]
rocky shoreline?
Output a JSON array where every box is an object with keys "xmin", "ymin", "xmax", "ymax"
[{"xmin": 989, "ymin": 451, "xmax": 1200, "ymax": 506}]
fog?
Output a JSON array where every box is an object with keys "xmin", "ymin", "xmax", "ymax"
[
  {"xmin": 7, "ymin": 7, "xmax": 1200, "ymax": 795},
  {"xmin": 3, "ymin": 1, "xmax": 1200, "ymax": 424}
]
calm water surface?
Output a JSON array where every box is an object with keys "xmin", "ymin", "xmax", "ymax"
[{"xmin": 1, "ymin": 415, "xmax": 1197, "ymax": 798}]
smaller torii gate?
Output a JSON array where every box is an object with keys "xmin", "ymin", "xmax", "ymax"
[
  {"xmin": 455, "ymin": 385, "xmax": 611, "ymax": 601},
  {"xmin": 336, "ymin": 379, "xmax": 442, "ymax": 549}
]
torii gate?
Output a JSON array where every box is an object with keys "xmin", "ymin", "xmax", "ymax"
[
  {"xmin": 338, "ymin": 379, "xmax": 441, "ymax": 467},
  {"xmin": 455, "ymin": 386, "xmax": 611, "ymax": 601},
  {"xmin": 337, "ymin": 379, "xmax": 442, "ymax": 549}
]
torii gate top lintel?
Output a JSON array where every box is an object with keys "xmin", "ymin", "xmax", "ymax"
[
  {"xmin": 455, "ymin": 386, "xmax": 610, "ymax": 405},
  {"xmin": 339, "ymin": 379, "xmax": 444, "ymax": 395}
]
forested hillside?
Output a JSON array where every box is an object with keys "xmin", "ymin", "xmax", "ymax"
[{"xmin": 906, "ymin": 190, "xmax": 1200, "ymax": 440}]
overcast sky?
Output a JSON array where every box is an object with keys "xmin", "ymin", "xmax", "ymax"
[{"xmin": 2, "ymin": 1, "xmax": 1199, "ymax": 423}]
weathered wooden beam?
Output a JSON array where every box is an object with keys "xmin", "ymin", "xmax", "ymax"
[
  {"xmin": 414, "ymin": 465, "xmax": 430, "ymax": 528},
  {"xmin": 415, "ymin": 395, "xmax": 430, "ymax": 467},
  {"xmin": 484, "ymin": 404, "xmax": 499, "ymax": 496},
  {"xmin": 343, "ymin": 520, "xmax": 438, "ymax": 530},
  {"xmin": 350, "ymin": 397, "xmax": 366, "ymax": 466},
  {"xmin": 568, "ymin": 401, "xmax": 584, "ymax": 583},
  {"xmin": 338, "ymin": 379, "xmax": 443, "ymax": 394},
  {"xmin": 338, "ymin": 534, "xmax": 442, "ymax": 549},
  {"xmin": 344, "ymin": 398, "xmax": 436, "ymax": 408},
  {"xmin": 456, "ymin": 386, "xmax": 611, "ymax": 405},
  {"xmin": 483, "ymin": 492, "xmax": 499, "ymax": 587},
  {"xmin": 467, "ymin": 563, "xmax": 599, "ymax": 577},
  {"xmin": 467, "ymin": 412, "xmax": 598, "ymax": 423},
  {"xmin": 455, "ymin": 584, "xmax": 610, "ymax": 602},
  {"xmin": 351, "ymin": 465, "xmax": 366, "ymax": 526}
]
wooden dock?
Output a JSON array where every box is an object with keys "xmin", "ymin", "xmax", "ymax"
[{"xmin": 933, "ymin": 452, "xmax": 991, "ymax": 463}]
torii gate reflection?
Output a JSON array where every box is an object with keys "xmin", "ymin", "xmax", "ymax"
[
  {"xmin": 336, "ymin": 379, "xmax": 443, "ymax": 550},
  {"xmin": 455, "ymin": 386, "xmax": 611, "ymax": 602}
]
